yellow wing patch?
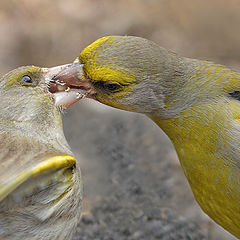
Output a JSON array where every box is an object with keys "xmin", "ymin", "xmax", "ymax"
[{"xmin": 0, "ymin": 154, "xmax": 76, "ymax": 201}]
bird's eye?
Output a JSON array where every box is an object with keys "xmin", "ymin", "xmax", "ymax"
[
  {"xmin": 104, "ymin": 83, "xmax": 121, "ymax": 91},
  {"xmin": 94, "ymin": 81, "xmax": 121, "ymax": 92},
  {"xmin": 21, "ymin": 75, "xmax": 32, "ymax": 84}
]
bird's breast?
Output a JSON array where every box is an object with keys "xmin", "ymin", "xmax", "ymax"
[{"xmin": 151, "ymin": 109, "xmax": 240, "ymax": 238}]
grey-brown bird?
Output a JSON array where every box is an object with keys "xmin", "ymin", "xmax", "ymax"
[{"xmin": 0, "ymin": 65, "xmax": 84, "ymax": 240}]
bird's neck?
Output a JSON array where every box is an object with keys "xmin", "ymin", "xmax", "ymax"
[
  {"xmin": 0, "ymin": 115, "xmax": 71, "ymax": 154},
  {"xmin": 158, "ymin": 58, "xmax": 240, "ymax": 119},
  {"xmin": 150, "ymin": 103, "xmax": 231, "ymax": 174}
]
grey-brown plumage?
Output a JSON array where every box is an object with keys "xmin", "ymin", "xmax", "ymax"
[{"xmin": 0, "ymin": 66, "xmax": 82, "ymax": 240}]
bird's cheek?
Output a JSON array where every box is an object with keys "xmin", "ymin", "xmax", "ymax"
[
  {"xmin": 96, "ymin": 94, "xmax": 136, "ymax": 112},
  {"xmin": 93, "ymin": 92, "xmax": 116, "ymax": 106}
]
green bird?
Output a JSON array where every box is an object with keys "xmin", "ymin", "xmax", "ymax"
[
  {"xmin": 0, "ymin": 65, "xmax": 84, "ymax": 240},
  {"xmin": 54, "ymin": 35, "xmax": 240, "ymax": 238}
]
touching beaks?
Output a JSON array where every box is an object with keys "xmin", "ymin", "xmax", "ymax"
[{"xmin": 43, "ymin": 63, "xmax": 96, "ymax": 109}]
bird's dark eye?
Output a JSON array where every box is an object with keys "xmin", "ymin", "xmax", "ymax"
[
  {"xmin": 21, "ymin": 75, "xmax": 32, "ymax": 84},
  {"xmin": 94, "ymin": 81, "xmax": 121, "ymax": 92},
  {"xmin": 104, "ymin": 83, "xmax": 121, "ymax": 91}
]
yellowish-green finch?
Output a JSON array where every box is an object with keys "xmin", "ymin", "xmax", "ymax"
[
  {"xmin": 55, "ymin": 36, "xmax": 240, "ymax": 238},
  {"xmin": 0, "ymin": 65, "xmax": 85, "ymax": 240}
]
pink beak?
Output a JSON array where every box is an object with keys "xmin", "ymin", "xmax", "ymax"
[{"xmin": 46, "ymin": 63, "xmax": 96, "ymax": 108}]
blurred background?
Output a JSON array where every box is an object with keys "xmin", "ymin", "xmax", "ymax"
[{"xmin": 1, "ymin": 0, "xmax": 240, "ymax": 239}]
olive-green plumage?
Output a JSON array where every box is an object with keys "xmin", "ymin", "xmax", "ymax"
[
  {"xmin": 0, "ymin": 66, "xmax": 82, "ymax": 240},
  {"xmin": 57, "ymin": 35, "xmax": 240, "ymax": 238}
]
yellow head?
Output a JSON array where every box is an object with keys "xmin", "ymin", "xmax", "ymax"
[
  {"xmin": 62, "ymin": 35, "xmax": 240, "ymax": 121},
  {"xmin": 78, "ymin": 36, "xmax": 177, "ymax": 114}
]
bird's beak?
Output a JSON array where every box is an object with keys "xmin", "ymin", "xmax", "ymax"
[{"xmin": 44, "ymin": 63, "xmax": 96, "ymax": 108}]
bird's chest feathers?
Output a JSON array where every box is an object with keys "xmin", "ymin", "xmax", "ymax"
[{"xmin": 151, "ymin": 105, "xmax": 240, "ymax": 235}]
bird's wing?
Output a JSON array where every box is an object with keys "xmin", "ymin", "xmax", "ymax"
[
  {"xmin": 0, "ymin": 133, "xmax": 82, "ymax": 240},
  {"xmin": 0, "ymin": 133, "xmax": 77, "ymax": 202},
  {"xmin": 0, "ymin": 154, "xmax": 76, "ymax": 201}
]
